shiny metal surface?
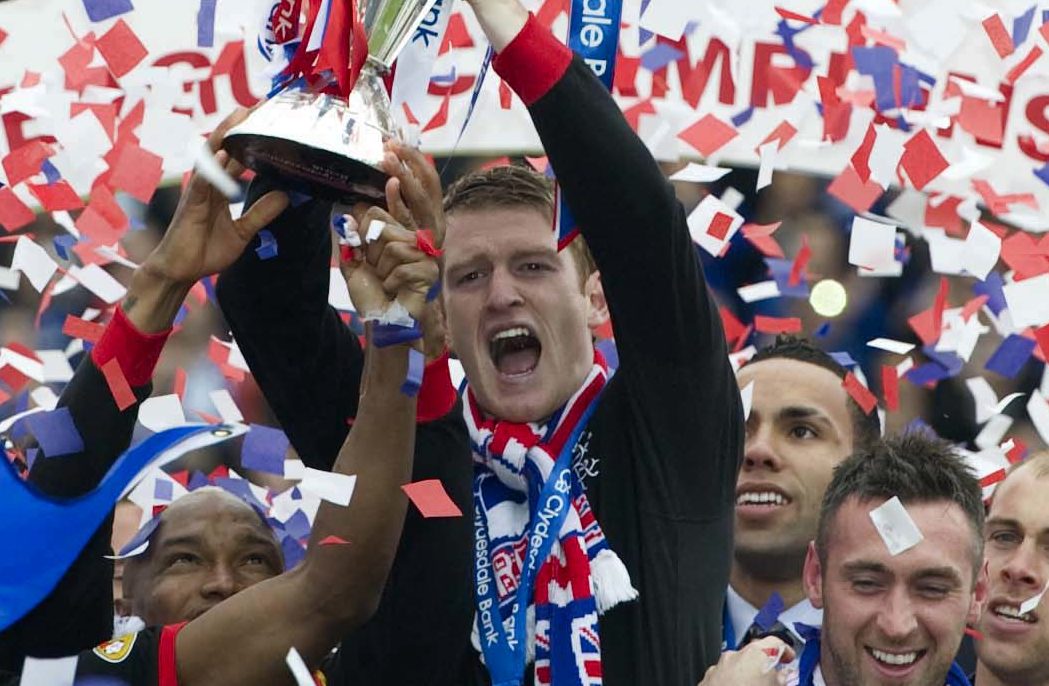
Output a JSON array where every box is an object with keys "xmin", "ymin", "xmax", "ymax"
[{"xmin": 223, "ymin": 0, "xmax": 438, "ymax": 203}]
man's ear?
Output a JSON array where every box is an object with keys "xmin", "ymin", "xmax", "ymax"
[
  {"xmin": 968, "ymin": 558, "xmax": 990, "ymax": 626},
  {"xmin": 585, "ymin": 271, "xmax": 609, "ymax": 332},
  {"xmin": 803, "ymin": 541, "xmax": 825, "ymax": 609}
]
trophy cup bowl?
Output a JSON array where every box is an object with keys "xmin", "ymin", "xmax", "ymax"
[{"xmin": 223, "ymin": 0, "xmax": 439, "ymax": 204}]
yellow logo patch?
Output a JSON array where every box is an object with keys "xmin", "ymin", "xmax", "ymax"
[{"xmin": 92, "ymin": 632, "xmax": 138, "ymax": 663}]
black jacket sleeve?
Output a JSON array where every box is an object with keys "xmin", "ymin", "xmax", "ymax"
[
  {"xmin": 217, "ymin": 179, "xmax": 474, "ymax": 685},
  {"xmin": 0, "ymin": 357, "xmax": 150, "ymax": 672},
  {"xmin": 503, "ymin": 46, "xmax": 742, "ymax": 520}
]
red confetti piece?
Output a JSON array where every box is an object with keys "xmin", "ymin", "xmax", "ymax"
[
  {"xmin": 57, "ymin": 37, "xmax": 95, "ymax": 90},
  {"xmin": 931, "ymin": 276, "xmax": 948, "ymax": 342},
  {"xmin": 881, "ymin": 365, "xmax": 899, "ymax": 412},
  {"xmin": 982, "ymin": 14, "xmax": 1015, "ymax": 58},
  {"xmin": 499, "ymin": 79, "xmax": 512, "ymax": 109},
  {"xmin": 173, "ymin": 367, "xmax": 187, "ymax": 400},
  {"xmin": 719, "ymin": 306, "xmax": 747, "ymax": 347},
  {"xmin": 979, "ymin": 468, "xmax": 1007, "ymax": 488},
  {"xmin": 318, "ymin": 534, "xmax": 351, "ymax": 546},
  {"xmin": 677, "ymin": 114, "xmax": 739, "ymax": 157},
  {"xmin": 107, "ymin": 143, "xmax": 163, "ymax": 204},
  {"xmin": 100, "ymin": 357, "xmax": 136, "ymax": 410},
  {"xmin": 851, "ymin": 122, "xmax": 877, "ymax": 183},
  {"xmin": 961, "ymin": 295, "xmax": 989, "ymax": 322},
  {"xmin": 827, "ymin": 165, "xmax": 883, "ymax": 213},
  {"xmin": 1005, "ymin": 438, "xmax": 1027, "ymax": 464},
  {"xmin": 0, "ymin": 186, "xmax": 36, "ymax": 232},
  {"xmin": 900, "ymin": 130, "xmax": 949, "ymax": 191},
  {"xmin": 754, "ymin": 316, "xmax": 802, "ymax": 334},
  {"xmin": 707, "ymin": 212, "xmax": 734, "ymax": 240},
  {"xmin": 1041, "ymin": 21, "xmax": 1049, "ymax": 45},
  {"xmin": 75, "ymin": 206, "xmax": 123, "ymax": 246},
  {"xmin": 1006, "ymin": 46, "xmax": 1043, "ymax": 84},
  {"xmin": 2, "ymin": 140, "xmax": 51, "ymax": 187},
  {"xmin": 401, "ymin": 479, "xmax": 462, "ymax": 518},
  {"xmin": 95, "ymin": 19, "xmax": 148, "ymax": 78},
  {"xmin": 1035, "ymin": 323, "xmax": 1049, "ymax": 362},
  {"xmin": 62, "ymin": 314, "xmax": 105, "ymax": 343},
  {"xmin": 788, "ymin": 234, "xmax": 811, "ymax": 287},
  {"xmin": 775, "ymin": 7, "xmax": 818, "ymax": 24},
  {"xmin": 757, "ymin": 120, "xmax": 798, "ymax": 153},
  {"xmin": 959, "ymin": 96, "xmax": 1004, "ymax": 146},
  {"xmin": 0, "ymin": 365, "xmax": 30, "ymax": 394},
  {"xmin": 415, "ymin": 229, "xmax": 442, "ymax": 257},
  {"xmin": 0, "ymin": 27, "xmax": 7, "ymax": 47},
  {"xmin": 964, "ymin": 626, "xmax": 984, "ymax": 642},
  {"xmin": 741, "ymin": 221, "xmax": 784, "ymax": 258},
  {"xmin": 27, "ymin": 182, "xmax": 83, "ymax": 212},
  {"xmin": 925, "ymin": 195, "xmax": 964, "ymax": 236},
  {"xmin": 842, "ymin": 372, "xmax": 877, "ymax": 415},
  {"xmin": 859, "ymin": 25, "xmax": 906, "ymax": 51}
]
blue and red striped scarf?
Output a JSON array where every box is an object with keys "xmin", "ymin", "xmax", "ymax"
[{"xmin": 464, "ymin": 358, "xmax": 638, "ymax": 686}]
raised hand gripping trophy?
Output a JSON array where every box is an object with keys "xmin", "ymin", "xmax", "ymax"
[{"xmin": 223, "ymin": 0, "xmax": 438, "ymax": 204}]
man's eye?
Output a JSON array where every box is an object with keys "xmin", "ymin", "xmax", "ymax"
[
  {"xmin": 168, "ymin": 553, "xmax": 198, "ymax": 567},
  {"xmin": 918, "ymin": 585, "xmax": 950, "ymax": 599},
  {"xmin": 990, "ymin": 530, "xmax": 1021, "ymax": 546},
  {"xmin": 457, "ymin": 271, "xmax": 481, "ymax": 285},
  {"xmin": 244, "ymin": 554, "xmax": 268, "ymax": 566},
  {"xmin": 851, "ymin": 579, "xmax": 882, "ymax": 593},
  {"xmin": 790, "ymin": 425, "xmax": 817, "ymax": 439}
]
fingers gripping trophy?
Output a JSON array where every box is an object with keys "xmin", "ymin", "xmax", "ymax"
[{"xmin": 223, "ymin": 0, "xmax": 438, "ymax": 203}]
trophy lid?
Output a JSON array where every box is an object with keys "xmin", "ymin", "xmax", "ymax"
[{"xmin": 362, "ymin": 0, "xmax": 440, "ymax": 68}]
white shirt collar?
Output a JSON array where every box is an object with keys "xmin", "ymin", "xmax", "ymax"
[{"xmin": 725, "ymin": 585, "xmax": 823, "ymax": 644}]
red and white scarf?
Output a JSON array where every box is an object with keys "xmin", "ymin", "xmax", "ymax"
[{"xmin": 464, "ymin": 358, "xmax": 638, "ymax": 686}]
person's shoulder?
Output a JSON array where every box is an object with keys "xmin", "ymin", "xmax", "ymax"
[{"xmin": 76, "ymin": 626, "xmax": 165, "ymax": 683}]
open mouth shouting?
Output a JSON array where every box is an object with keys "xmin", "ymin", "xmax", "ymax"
[
  {"xmin": 489, "ymin": 326, "xmax": 542, "ymax": 380},
  {"xmin": 865, "ymin": 646, "xmax": 927, "ymax": 678}
]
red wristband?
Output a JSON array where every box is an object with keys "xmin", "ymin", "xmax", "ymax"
[
  {"xmin": 493, "ymin": 13, "xmax": 572, "ymax": 107},
  {"xmin": 91, "ymin": 306, "xmax": 171, "ymax": 387}
]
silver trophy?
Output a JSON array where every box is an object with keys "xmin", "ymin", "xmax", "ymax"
[{"xmin": 223, "ymin": 0, "xmax": 439, "ymax": 203}]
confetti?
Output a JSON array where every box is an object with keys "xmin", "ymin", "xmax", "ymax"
[
  {"xmin": 868, "ymin": 338, "xmax": 915, "ymax": 355},
  {"xmin": 11, "ymin": 236, "xmax": 58, "ymax": 292},
  {"xmin": 843, "ymin": 372, "xmax": 878, "ymax": 414},
  {"xmin": 100, "ymin": 358, "xmax": 136, "ymax": 411},
  {"xmin": 19, "ymin": 655, "xmax": 77, "ymax": 686},
  {"xmin": 869, "ymin": 496, "xmax": 924, "ymax": 555},
  {"xmin": 0, "ymin": 186, "xmax": 36, "ymax": 232},
  {"xmin": 108, "ymin": 143, "xmax": 163, "ymax": 204},
  {"xmin": 298, "ymin": 469, "xmax": 357, "ymax": 507},
  {"xmin": 241, "ymin": 424, "xmax": 290, "ymax": 475},
  {"xmin": 2, "ymin": 140, "xmax": 51, "ymax": 187},
  {"xmin": 669, "ymin": 164, "xmax": 732, "ymax": 183},
  {"xmin": 899, "ymin": 130, "xmax": 949, "ymax": 191},
  {"xmin": 984, "ymin": 335, "xmax": 1036, "ymax": 379},
  {"xmin": 318, "ymin": 534, "xmax": 350, "ymax": 546},
  {"xmin": 95, "ymin": 19, "xmax": 149, "ymax": 78},
  {"xmin": 62, "ymin": 315, "xmax": 105, "ymax": 343},
  {"xmin": 1019, "ymin": 580, "xmax": 1049, "ymax": 616},
  {"xmin": 82, "ymin": 0, "xmax": 134, "ymax": 22},
  {"xmin": 25, "ymin": 407, "xmax": 84, "ymax": 458},
  {"xmin": 827, "ymin": 165, "xmax": 883, "ymax": 213},
  {"xmin": 197, "ymin": 0, "xmax": 217, "ymax": 47},
  {"xmin": 849, "ymin": 217, "xmax": 897, "ymax": 272},
  {"xmin": 754, "ymin": 316, "xmax": 802, "ymax": 334},
  {"xmin": 677, "ymin": 114, "xmax": 739, "ymax": 157},
  {"xmin": 401, "ymin": 479, "xmax": 462, "ymax": 518},
  {"xmin": 285, "ymin": 647, "xmax": 316, "ymax": 686},
  {"xmin": 982, "ymin": 14, "xmax": 1015, "ymax": 58},
  {"xmin": 138, "ymin": 394, "xmax": 187, "ymax": 432},
  {"xmin": 881, "ymin": 365, "xmax": 899, "ymax": 411},
  {"xmin": 1003, "ymin": 273, "xmax": 1049, "ymax": 328}
]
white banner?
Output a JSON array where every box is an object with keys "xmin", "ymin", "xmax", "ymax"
[{"xmin": 0, "ymin": 0, "xmax": 1047, "ymax": 227}]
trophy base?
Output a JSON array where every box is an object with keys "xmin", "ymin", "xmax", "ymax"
[{"xmin": 223, "ymin": 132, "xmax": 389, "ymax": 205}]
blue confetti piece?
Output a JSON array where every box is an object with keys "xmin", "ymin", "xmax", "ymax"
[
  {"xmin": 153, "ymin": 478, "xmax": 173, "ymax": 501},
  {"xmin": 289, "ymin": 190, "xmax": 312, "ymax": 207},
  {"xmin": 331, "ymin": 213, "xmax": 348, "ymax": 239},
  {"xmin": 754, "ymin": 591, "xmax": 785, "ymax": 631},
  {"xmin": 425, "ymin": 279, "xmax": 442, "ymax": 303},
  {"xmin": 974, "ymin": 272, "xmax": 1008, "ymax": 316},
  {"xmin": 731, "ymin": 106, "xmax": 755, "ymax": 128},
  {"xmin": 905, "ymin": 362, "xmax": 952, "ymax": 386},
  {"xmin": 1013, "ymin": 6, "xmax": 1036, "ymax": 47},
  {"xmin": 53, "ymin": 234, "xmax": 77, "ymax": 260},
  {"xmin": 283, "ymin": 509, "xmax": 312, "ymax": 540},
  {"xmin": 640, "ymin": 43, "xmax": 684, "ymax": 72},
  {"xmin": 25, "ymin": 448, "xmax": 38, "ymax": 471},
  {"xmin": 813, "ymin": 322, "xmax": 831, "ymax": 338},
  {"xmin": 255, "ymin": 229, "xmax": 279, "ymax": 260},
  {"xmin": 281, "ymin": 534, "xmax": 305, "ymax": 570},
  {"xmin": 852, "ymin": 46, "xmax": 897, "ymax": 112},
  {"xmin": 373, "ymin": 321, "xmax": 423, "ymax": 348},
  {"xmin": 291, "ymin": 485, "xmax": 302, "ymax": 500},
  {"xmin": 82, "ymin": 0, "xmax": 133, "ymax": 23},
  {"xmin": 793, "ymin": 621, "xmax": 820, "ymax": 641},
  {"xmin": 921, "ymin": 345, "xmax": 964, "ymax": 377},
  {"xmin": 401, "ymin": 347, "xmax": 424, "ymax": 397},
  {"xmin": 26, "ymin": 407, "xmax": 84, "ymax": 458},
  {"xmin": 829, "ymin": 351, "xmax": 856, "ymax": 367},
  {"xmin": 765, "ymin": 258, "xmax": 810, "ymax": 298},
  {"xmin": 1034, "ymin": 162, "xmax": 1049, "ymax": 188},
  {"xmin": 173, "ymin": 305, "xmax": 189, "ymax": 326},
  {"xmin": 197, "ymin": 0, "xmax": 217, "ymax": 47},
  {"xmin": 984, "ymin": 334, "xmax": 1036, "ymax": 379},
  {"xmin": 41, "ymin": 160, "xmax": 61, "ymax": 185},
  {"xmin": 187, "ymin": 470, "xmax": 209, "ymax": 491},
  {"xmin": 241, "ymin": 424, "xmax": 290, "ymax": 475},
  {"xmin": 118, "ymin": 515, "xmax": 162, "ymax": 556}
]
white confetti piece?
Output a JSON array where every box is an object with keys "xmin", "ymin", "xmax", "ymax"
[
  {"xmin": 756, "ymin": 140, "xmax": 778, "ymax": 191},
  {"xmin": 68, "ymin": 264, "xmax": 127, "ymax": 304},
  {"xmin": 0, "ymin": 266, "xmax": 21, "ymax": 290},
  {"xmin": 737, "ymin": 280, "xmax": 781, "ymax": 303},
  {"xmin": 687, "ymin": 195, "xmax": 743, "ymax": 258},
  {"xmin": 284, "ymin": 459, "xmax": 307, "ymax": 480},
  {"xmin": 139, "ymin": 394, "xmax": 188, "ymax": 432},
  {"xmin": 19, "ymin": 655, "xmax": 77, "ymax": 686},
  {"xmin": 740, "ymin": 381, "xmax": 754, "ymax": 422},
  {"xmin": 285, "ymin": 647, "xmax": 316, "ymax": 686},
  {"xmin": 298, "ymin": 468, "xmax": 357, "ymax": 507},
  {"xmin": 1004, "ymin": 274, "xmax": 1049, "ymax": 328},
  {"xmin": 669, "ymin": 163, "xmax": 732, "ymax": 183},
  {"xmin": 365, "ymin": 219, "xmax": 387, "ymax": 243},
  {"xmin": 867, "ymin": 338, "xmax": 915, "ymax": 355},
  {"xmin": 1020, "ymin": 580, "xmax": 1049, "ymax": 616},
  {"xmin": 209, "ymin": 389, "xmax": 244, "ymax": 424},
  {"xmin": 961, "ymin": 222, "xmax": 1001, "ymax": 281},
  {"xmin": 193, "ymin": 141, "xmax": 241, "ymax": 199},
  {"xmin": 869, "ymin": 496, "xmax": 924, "ymax": 556},
  {"xmin": 1027, "ymin": 391, "xmax": 1049, "ymax": 447},
  {"xmin": 849, "ymin": 217, "xmax": 897, "ymax": 272},
  {"xmin": 11, "ymin": 237, "xmax": 58, "ymax": 292}
]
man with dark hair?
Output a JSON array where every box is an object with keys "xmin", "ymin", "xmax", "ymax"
[
  {"xmin": 971, "ymin": 452, "xmax": 1049, "ymax": 686},
  {"xmin": 706, "ymin": 431, "xmax": 987, "ymax": 685},
  {"xmin": 725, "ymin": 335, "xmax": 881, "ymax": 655},
  {"xmin": 219, "ymin": 0, "xmax": 742, "ymax": 682}
]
